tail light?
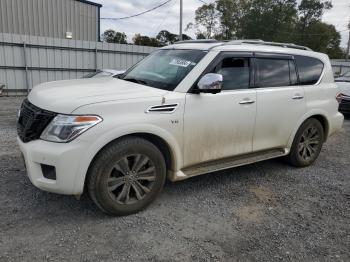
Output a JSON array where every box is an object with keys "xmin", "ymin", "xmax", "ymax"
[{"xmin": 336, "ymin": 93, "xmax": 343, "ymax": 104}]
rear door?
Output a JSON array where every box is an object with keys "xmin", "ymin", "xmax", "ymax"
[{"xmin": 252, "ymin": 53, "xmax": 306, "ymax": 151}]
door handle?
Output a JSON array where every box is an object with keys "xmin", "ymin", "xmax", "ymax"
[
  {"xmin": 292, "ymin": 95, "xmax": 304, "ymax": 100},
  {"xmin": 239, "ymin": 100, "xmax": 255, "ymax": 105}
]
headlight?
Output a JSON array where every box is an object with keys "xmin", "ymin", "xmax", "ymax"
[{"xmin": 40, "ymin": 114, "xmax": 102, "ymax": 143}]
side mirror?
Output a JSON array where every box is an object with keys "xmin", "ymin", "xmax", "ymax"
[{"xmin": 197, "ymin": 73, "xmax": 223, "ymax": 94}]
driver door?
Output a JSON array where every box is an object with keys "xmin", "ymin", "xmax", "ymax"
[{"xmin": 183, "ymin": 53, "xmax": 257, "ymax": 167}]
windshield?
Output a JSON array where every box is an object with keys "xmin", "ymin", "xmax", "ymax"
[{"xmin": 118, "ymin": 49, "xmax": 207, "ymax": 91}]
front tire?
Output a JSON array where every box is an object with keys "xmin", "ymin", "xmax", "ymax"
[
  {"xmin": 287, "ymin": 118, "xmax": 324, "ymax": 167},
  {"xmin": 87, "ymin": 137, "xmax": 166, "ymax": 216}
]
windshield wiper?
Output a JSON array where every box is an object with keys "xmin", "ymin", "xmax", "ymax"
[{"xmin": 123, "ymin": 77, "xmax": 148, "ymax": 85}]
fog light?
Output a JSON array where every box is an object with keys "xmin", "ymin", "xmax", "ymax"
[{"xmin": 41, "ymin": 164, "xmax": 56, "ymax": 180}]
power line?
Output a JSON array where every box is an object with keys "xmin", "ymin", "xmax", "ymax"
[
  {"xmin": 197, "ymin": 0, "xmax": 216, "ymax": 5},
  {"xmin": 152, "ymin": 0, "xmax": 178, "ymax": 36},
  {"xmin": 197, "ymin": 0, "xmax": 208, "ymax": 4},
  {"xmin": 101, "ymin": 0, "xmax": 173, "ymax": 21}
]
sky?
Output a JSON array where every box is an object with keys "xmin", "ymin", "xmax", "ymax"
[{"xmin": 97, "ymin": 0, "xmax": 350, "ymax": 48}]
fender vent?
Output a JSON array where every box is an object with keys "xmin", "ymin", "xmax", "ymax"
[{"xmin": 146, "ymin": 104, "xmax": 178, "ymax": 113}]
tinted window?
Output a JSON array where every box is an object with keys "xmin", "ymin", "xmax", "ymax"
[
  {"xmin": 213, "ymin": 57, "xmax": 250, "ymax": 90},
  {"xmin": 295, "ymin": 55, "xmax": 324, "ymax": 85},
  {"xmin": 255, "ymin": 59, "xmax": 291, "ymax": 87}
]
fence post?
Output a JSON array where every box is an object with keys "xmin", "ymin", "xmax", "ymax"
[
  {"xmin": 95, "ymin": 47, "xmax": 98, "ymax": 72},
  {"xmin": 23, "ymin": 41, "xmax": 30, "ymax": 94}
]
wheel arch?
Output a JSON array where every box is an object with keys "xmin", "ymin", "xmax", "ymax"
[
  {"xmin": 114, "ymin": 133, "xmax": 174, "ymax": 172},
  {"xmin": 74, "ymin": 126, "xmax": 182, "ymax": 195},
  {"xmin": 287, "ymin": 112, "xmax": 330, "ymax": 148},
  {"xmin": 311, "ymin": 115, "xmax": 329, "ymax": 140}
]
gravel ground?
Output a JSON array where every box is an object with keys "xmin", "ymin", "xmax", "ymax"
[{"xmin": 0, "ymin": 97, "xmax": 349, "ymax": 262}]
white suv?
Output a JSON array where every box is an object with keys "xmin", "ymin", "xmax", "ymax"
[{"xmin": 17, "ymin": 40, "xmax": 344, "ymax": 215}]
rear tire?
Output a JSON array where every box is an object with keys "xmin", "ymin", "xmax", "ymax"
[
  {"xmin": 287, "ymin": 118, "xmax": 324, "ymax": 167},
  {"xmin": 87, "ymin": 137, "xmax": 166, "ymax": 216}
]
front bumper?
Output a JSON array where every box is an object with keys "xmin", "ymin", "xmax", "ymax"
[{"xmin": 17, "ymin": 137, "xmax": 90, "ymax": 195}]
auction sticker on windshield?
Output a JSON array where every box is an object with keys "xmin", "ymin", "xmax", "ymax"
[{"xmin": 169, "ymin": 58, "xmax": 193, "ymax": 68}]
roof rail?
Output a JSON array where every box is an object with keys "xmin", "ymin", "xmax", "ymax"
[
  {"xmin": 172, "ymin": 39, "xmax": 312, "ymax": 51},
  {"xmin": 229, "ymin": 40, "xmax": 312, "ymax": 51},
  {"xmin": 174, "ymin": 39, "xmax": 219, "ymax": 44},
  {"xmin": 226, "ymin": 40, "xmax": 312, "ymax": 51}
]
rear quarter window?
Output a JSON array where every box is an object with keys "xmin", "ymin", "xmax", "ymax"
[{"xmin": 295, "ymin": 55, "xmax": 324, "ymax": 85}]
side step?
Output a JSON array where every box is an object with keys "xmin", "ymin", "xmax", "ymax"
[{"xmin": 176, "ymin": 149, "xmax": 287, "ymax": 181}]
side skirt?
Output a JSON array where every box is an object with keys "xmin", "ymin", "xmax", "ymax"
[{"xmin": 169, "ymin": 148, "xmax": 288, "ymax": 182}]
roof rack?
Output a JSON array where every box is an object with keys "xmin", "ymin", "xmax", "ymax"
[
  {"xmin": 226, "ymin": 40, "xmax": 312, "ymax": 51},
  {"xmin": 172, "ymin": 39, "xmax": 312, "ymax": 51},
  {"xmin": 174, "ymin": 39, "xmax": 219, "ymax": 44}
]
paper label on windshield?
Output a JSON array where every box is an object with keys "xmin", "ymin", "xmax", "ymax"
[{"xmin": 169, "ymin": 58, "xmax": 192, "ymax": 68}]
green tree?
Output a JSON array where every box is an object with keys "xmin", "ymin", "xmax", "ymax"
[
  {"xmin": 156, "ymin": 30, "xmax": 178, "ymax": 45},
  {"xmin": 291, "ymin": 0, "xmax": 341, "ymax": 57},
  {"xmin": 189, "ymin": 0, "xmax": 343, "ymax": 57},
  {"xmin": 101, "ymin": 29, "xmax": 127, "ymax": 44},
  {"xmin": 132, "ymin": 34, "xmax": 160, "ymax": 47},
  {"xmin": 296, "ymin": 22, "xmax": 343, "ymax": 58},
  {"xmin": 216, "ymin": 0, "xmax": 250, "ymax": 39},
  {"xmin": 196, "ymin": 33, "xmax": 206, "ymax": 39},
  {"xmin": 297, "ymin": 0, "xmax": 332, "ymax": 43},
  {"xmin": 188, "ymin": 3, "xmax": 219, "ymax": 39},
  {"xmin": 156, "ymin": 30, "xmax": 192, "ymax": 45},
  {"xmin": 231, "ymin": 0, "xmax": 298, "ymax": 42},
  {"xmin": 298, "ymin": 0, "xmax": 332, "ymax": 26},
  {"xmin": 180, "ymin": 34, "xmax": 192, "ymax": 41}
]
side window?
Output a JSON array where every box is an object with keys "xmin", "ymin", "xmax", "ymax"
[
  {"xmin": 212, "ymin": 57, "xmax": 250, "ymax": 90},
  {"xmin": 295, "ymin": 55, "xmax": 324, "ymax": 85},
  {"xmin": 255, "ymin": 58, "xmax": 291, "ymax": 87}
]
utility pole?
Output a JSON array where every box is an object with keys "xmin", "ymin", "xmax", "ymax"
[
  {"xmin": 346, "ymin": 21, "xmax": 350, "ymax": 61},
  {"xmin": 179, "ymin": 0, "xmax": 183, "ymax": 41}
]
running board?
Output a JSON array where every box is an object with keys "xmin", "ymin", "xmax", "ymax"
[{"xmin": 171, "ymin": 149, "xmax": 287, "ymax": 181}]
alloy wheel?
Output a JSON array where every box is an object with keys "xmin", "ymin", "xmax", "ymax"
[
  {"xmin": 107, "ymin": 154, "xmax": 156, "ymax": 205},
  {"xmin": 298, "ymin": 125, "xmax": 321, "ymax": 161}
]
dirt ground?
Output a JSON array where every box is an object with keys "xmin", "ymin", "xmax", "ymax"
[{"xmin": 0, "ymin": 97, "xmax": 349, "ymax": 262}]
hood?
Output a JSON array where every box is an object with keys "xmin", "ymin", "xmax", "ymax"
[
  {"xmin": 28, "ymin": 78, "xmax": 168, "ymax": 113},
  {"xmin": 337, "ymin": 81, "xmax": 350, "ymax": 96}
]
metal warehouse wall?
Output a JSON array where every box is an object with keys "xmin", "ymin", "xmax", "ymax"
[
  {"xmin": 0, "ymin": 0, "xmax": 100, "ymax": 41},
  {"xmin": 0, "ymin": 33, "xmax": 157, "ymax": 95},
  {"xmin": 331, "ymin": 60, "xmax": 350, "ymax": 75}
]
